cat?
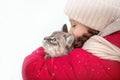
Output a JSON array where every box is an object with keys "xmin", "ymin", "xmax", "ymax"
[{"xmin": 43, "ymin": 24, "xmax": 74, "ymax": 59}]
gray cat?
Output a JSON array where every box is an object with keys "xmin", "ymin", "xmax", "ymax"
[{"xmin": 43, "ymin": 24, "xmax": 74, "ymax": 59}]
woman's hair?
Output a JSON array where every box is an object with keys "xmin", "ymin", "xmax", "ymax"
[{"xmin": 73, "ymin": 28, "xmax": 99, "ymax": 48}]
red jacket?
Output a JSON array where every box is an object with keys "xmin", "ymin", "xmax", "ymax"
[{"xmin": 22, "ymin": 31, "xmax": 120, "ymax": 80}]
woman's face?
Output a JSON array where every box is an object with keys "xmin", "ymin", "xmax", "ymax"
[{"xmin": 69, "ymin": 19, "xmax": 89, "ymax": 40}]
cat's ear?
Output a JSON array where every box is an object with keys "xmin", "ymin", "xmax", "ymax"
[
  {"xmin": 66, "ymin": 34, "xmax": 74, "ymax": 48},
  {"xmin": 62, "ymin": 24, "xmax": 68, "ymax": 32}
]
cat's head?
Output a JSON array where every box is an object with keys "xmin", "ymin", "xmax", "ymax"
[{"xmin": 43, "ymin": 24, "xmax": 74, "ymax": 58}]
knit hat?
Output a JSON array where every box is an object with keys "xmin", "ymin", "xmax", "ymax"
[{"xmin": 64, "ymin": 0, "xmax": 120, "ymax": 31}]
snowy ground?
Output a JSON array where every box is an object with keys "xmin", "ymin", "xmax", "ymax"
[{"xmin": 0, "ymin": 0, "xmax": 70, "ymax": 80}]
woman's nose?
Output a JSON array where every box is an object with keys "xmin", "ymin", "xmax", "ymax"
[{"xmin": 69, "ymin": 28, "xmax": 73, "ymax": 34}]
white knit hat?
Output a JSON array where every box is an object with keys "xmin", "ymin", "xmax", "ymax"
[{"xmin": 64, "ymin": 0, "xmax": 120, "ymax": 31}]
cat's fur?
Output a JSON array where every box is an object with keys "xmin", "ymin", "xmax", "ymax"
[{"xmin": 43, "ymin": 24, "xmax": 74, "ymax": 59}]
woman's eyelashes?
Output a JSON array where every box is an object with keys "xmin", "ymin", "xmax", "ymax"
[{"xmin": 72, "ymin": 24, "xmax": 76, "ymax": 28}]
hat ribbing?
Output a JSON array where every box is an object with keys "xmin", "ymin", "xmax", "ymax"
[{"xmin": 64, "ymin": 0, "xmax": 120, "ymax": 31}]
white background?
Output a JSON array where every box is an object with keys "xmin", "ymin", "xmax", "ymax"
[{"xmin": 0, "ymin": 0, "xmax": 70, "ymax": 80}]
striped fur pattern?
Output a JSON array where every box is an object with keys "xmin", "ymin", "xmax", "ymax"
[{"xmin": 43, "ymin": 24, "xmax": 74, "ymax": 59}]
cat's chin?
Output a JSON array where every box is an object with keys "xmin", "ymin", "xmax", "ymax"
[{"xmin": 43, "ymin": 44, "xmax": 68, "ymax": 58}]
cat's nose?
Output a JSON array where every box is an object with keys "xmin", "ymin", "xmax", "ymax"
[
  {"xmin": 44, "ymin": 37, "xmax": 47, "ymax": 40},
  {"xmin": 44, "ymin": 37, "xmax": 48, "ymax": 40},
  {"xmin": 44, "ymin": 37, "xmax": 50, "ymax": 41}
]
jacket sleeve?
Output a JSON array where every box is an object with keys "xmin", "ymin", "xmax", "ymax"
[
  {"xmin": 22, "ymin": 47, "xmax": 47, "ymax": 80},
  {"xmin": 22, "ymin": 47, "xmax": 120, "ymax": 80}
]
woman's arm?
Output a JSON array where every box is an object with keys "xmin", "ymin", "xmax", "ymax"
[
  {"xmin": 22, "ymin": 47, "xmax": 46, "ymax": 80},
  {"xmin": 22, "ymin": 47, "xmax": 120, "ymax": 80},
  {"xmin": 22, "ymin": 31, "xmax": 120, "ymax": 80}
]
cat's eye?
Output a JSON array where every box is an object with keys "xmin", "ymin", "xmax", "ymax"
[
  {"xmin": 52, "ymin": 38, "xmax": 56, "ymax": 42},
  {"xmin": 50, "ymin": 37, "xmax": 58, "ymax": 44}
]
